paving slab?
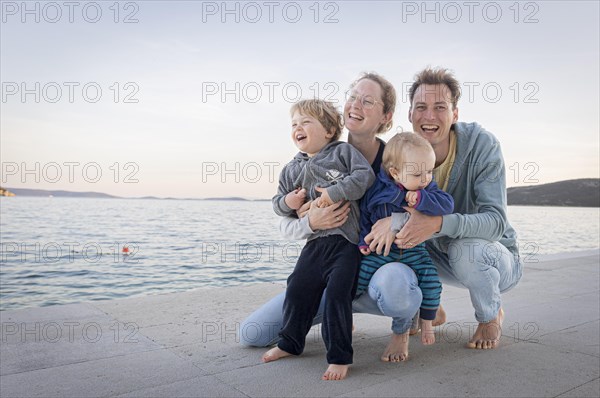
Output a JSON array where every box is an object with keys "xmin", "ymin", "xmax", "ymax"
[{"xmin": 0, "ymin": 250, "xmax": 598, "ymax": 397}]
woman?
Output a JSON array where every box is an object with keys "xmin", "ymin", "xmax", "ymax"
[{"xmin": 240, "ymin": 73, "xmax": 422, "ymax": 362}]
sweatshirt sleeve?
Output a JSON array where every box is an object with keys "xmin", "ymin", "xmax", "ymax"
[
  {"xmin": 327, "ymin": 144, "xmax": 376, "ymax": 203},
  {"xmin": 414, "ymin": 181, "xmax": 454, "ymax": 216},
  {"xmin": 279, "ymin": 215, "xmax": 314, "ymax": 240},
  {"xmin": 440, "ymin": 135, "xmax": 508, "ymax": 241},
  {"xmin": 272, "ymin": 162, "xmax": 298, "ymax": 217}
]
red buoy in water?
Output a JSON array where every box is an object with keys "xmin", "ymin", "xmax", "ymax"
[{"xmin": 122, "ymin": 246, "xmax": 130, "ymax": 254}]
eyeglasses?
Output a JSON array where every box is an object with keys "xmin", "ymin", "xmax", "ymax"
[{"xmin": 345, "ymin": 90, "xmax": 384, "ymax": 110}]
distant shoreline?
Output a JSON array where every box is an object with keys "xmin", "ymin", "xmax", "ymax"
[{"xmin": 2, "ymin": 178, "xmax": 599, "ymax": 207}]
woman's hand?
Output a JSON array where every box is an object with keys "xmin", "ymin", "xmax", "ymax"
[
  {"xmin": 306, "ymin": 200, "xmax": 351, "ymax": 231},
  {"xmin": 364, "ymin": 216, "xmax": 397, "ymax": 256}
]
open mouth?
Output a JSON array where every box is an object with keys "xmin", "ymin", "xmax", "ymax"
[
  {"xmin": 421, "ymin": 124, "xmax": 439, "ymax": 133},
  {"xmin": 296, "ymin": 134, "xmax": 307, "ymax": 142},
  {"xmin": 348, "ymin": 112, "xmax": 364, "ymax": 121}
]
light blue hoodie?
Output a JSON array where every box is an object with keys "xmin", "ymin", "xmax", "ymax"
[{"xmin": 398, "ymin": 121, "xmax": 519, "ymax": 258}]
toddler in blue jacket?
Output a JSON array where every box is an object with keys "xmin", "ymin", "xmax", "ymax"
[{"xmin": 358, "ymin": 132, "xmax": 453, "ymax": 353}]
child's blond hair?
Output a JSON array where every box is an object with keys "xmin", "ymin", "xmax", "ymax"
[
  {"xmin": 290, "ymin": 99, "xmax": 343, "ymax": 142},
  {"xmin": 383, "ymin": 132, "xmax": 434, "ymax": 174}
]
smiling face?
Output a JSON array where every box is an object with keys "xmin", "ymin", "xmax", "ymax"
[
  {"xmin": 389, "ymin": 146, "xmax": 436, "ymax": 191},
  {"xmin": 291, "ymin": 111, "xmax": 334, "ymax": 157},
  {"xmin": 409, "ymin": 84, "xmax": 458, "ymax": 148},
  {"xmin": 344, "ymin": 78, "xmax": 392, "ymax": 137}
]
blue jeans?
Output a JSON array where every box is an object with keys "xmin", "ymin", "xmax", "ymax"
[
  {"xmin": 426, "ymin": 238, "xmax": 523, "ymax": 323},
  {"xmin": 239, "ymin": 262, "xmax": 422, "ymax": 347}
]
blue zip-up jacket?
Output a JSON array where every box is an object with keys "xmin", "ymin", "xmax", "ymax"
[
  {"xmin": 391, "ymin": 122, "xmax": 520, "ymax": 259},
  {"xmin": 359, "ymin": 167, "xmax": 454, "ymax": 248}
]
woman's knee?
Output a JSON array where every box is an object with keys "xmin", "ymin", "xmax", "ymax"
[
  {"xmin": 239, "ymin": 318, "xmax": 280, "ymax": 347},
  {"xmin": 238, "ymin": 292, "xmax": 285, "ymax": 347}
]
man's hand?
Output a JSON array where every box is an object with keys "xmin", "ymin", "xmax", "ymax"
[
  {"xmin": 364, "ymin": 216, "xmax": 397, "ymax": 256},
  {"xmin": 395, "ymin": 207, "xmax": 442, "ymax": 249}
]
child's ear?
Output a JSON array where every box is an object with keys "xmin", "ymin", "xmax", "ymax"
[
  {"xmin": 388, "ymin": 167, "xmax": 398, "ymax": 178},
  {"xmin": 327, "ymin": 127, "xmax": 336, "ymax": 138}
]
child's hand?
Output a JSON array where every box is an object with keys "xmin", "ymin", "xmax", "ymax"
[
  {"xmin": 359, "ymin": 246, "xmax": 372, "ymax": 255},
  {"xmin": 315, "ymin": 186, "xmax": 333, "ymax": 208},
  {"xmin": 405, "ymin": 191, "xmax": 418, "ymax": 207},
  {"xmin": 285, "ymin": 188, "xmax": 307, "ymax": 210}
]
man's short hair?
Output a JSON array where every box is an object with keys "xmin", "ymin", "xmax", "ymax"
[{"xmin": 409, "ymin": 67, "xmax": 461, "ymax": 109}]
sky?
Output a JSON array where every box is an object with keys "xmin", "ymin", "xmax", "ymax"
[{"xmin": 1, "ymin": 0, "xmax": 599, "ymax": 199}]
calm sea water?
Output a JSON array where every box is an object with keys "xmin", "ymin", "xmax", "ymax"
[{"xmin": 1, "ymin": 197, "xmax": 599, "ymax": 311}]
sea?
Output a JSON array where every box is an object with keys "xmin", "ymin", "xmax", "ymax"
[{"xmin": 1, "ymin": 197, "xmax": 599, "ymax": 311}]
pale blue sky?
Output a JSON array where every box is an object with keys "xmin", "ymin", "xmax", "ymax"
[{"xmin": 2, "ymin": 0, "xmax": 599, "ymax": 198}]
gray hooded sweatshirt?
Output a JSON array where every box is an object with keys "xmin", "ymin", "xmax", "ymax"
[{"xmin": 273, "ymin": 141, "xmax": 375, "ymax": 244}]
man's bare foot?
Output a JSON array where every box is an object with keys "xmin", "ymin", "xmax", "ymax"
[
  {"xmin": 421, "ymin": 319, "xmax": 435, "ymax": 345},
  {"xmin": 467, "ymin": 308, "xmax": 504, "ymax": 349},
  {"xmin": 322, "ymin": 364, "xmax": 349, "ymax": 380},
  {"xmin": 381, "ymin": 331, "xmax": 409, "ymax": 362},
  {"xmin": 262, "ymin": 346, "xmax": 292, "ymax": 363},
  {"xmin": 432, "ymin": 304, "xmax": 446, "ymax": 327}
]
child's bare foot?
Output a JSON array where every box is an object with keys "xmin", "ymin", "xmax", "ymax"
[
  {"xmin": 467, "ymin": 308, "xmax": 504, "ymax": 349},
  {"xmin": 381, "ymin": 331, "xmax": 409, "ymax": 362},
  {"xmin": 432, "ymin": 304, "xmax": 446, "ymax": 327},
  {"xmin": 322, "ymin": 364, "xmax": 349, "ymax": 380},
  {"xmin": 410, "ymin": 305, "xmax": 446, "ymax": 335},
  {"xmin": 262, "ymin": 346, "xmax": 292, "ymax": 363},
  {"xmin": 420, "ymin": 319, "xmax": 435, "ymax": 345}
]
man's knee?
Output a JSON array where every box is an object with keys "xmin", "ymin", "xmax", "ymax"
[
  {"xmin": 369, "ymin": 263, "xmax": 421, "ymax": 316},
  {"xmin": 448, "ymin": 238, "xmax": 503, "ymax": 282}
]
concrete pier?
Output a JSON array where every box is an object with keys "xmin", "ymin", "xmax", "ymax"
[{"xmin": 1, "ymin": 250, "xmax": 599, "ymax": 397}]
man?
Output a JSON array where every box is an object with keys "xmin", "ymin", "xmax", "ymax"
[{"xmin": 367, "ymin": 67, "xmax": 522, "ymax": 349}]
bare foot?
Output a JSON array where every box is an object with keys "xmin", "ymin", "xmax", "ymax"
[
  {"xmin": 381, "ymin": 331, "xmax": 409, "ymax": 362},
  {"xmin": 467, "ymin": 308, "xmax": 504, "ymax": 349},
  {"xmin": 262, "ymin": 346, "xmax": 292, "ymax": 363},
  {"xmin": 432, "ymin": 304, "xmax": 446, "ymax": 327},
  {"xmin": 420, "ymin": 319, "xmax": 435, "ymax": 345},
  {"xmin": 322, "ymin": 364, "xmax": 349, "ymax": 380}
]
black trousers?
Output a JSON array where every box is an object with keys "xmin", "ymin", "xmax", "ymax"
[{"xmin": 278, "ymin": 235, "xmax": 360, "ymax": 365}]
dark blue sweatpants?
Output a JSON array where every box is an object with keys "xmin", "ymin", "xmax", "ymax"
[{"xmin": 278, "ymin": 235, "xmax": 360, "ymax": 365}]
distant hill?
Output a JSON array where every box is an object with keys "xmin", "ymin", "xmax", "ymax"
[
  {"xmin": 508, "ymin": 178, "xmax": 599, "ymax": 207},
  {"xmin": 3, "ymin": 188, "xmax": 118, "ymax": 199}
]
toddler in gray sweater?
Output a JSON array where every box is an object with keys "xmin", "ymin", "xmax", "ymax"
[{"xmin": 262, "ymin": 99, "xmax": 374, "ymax": 381}]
